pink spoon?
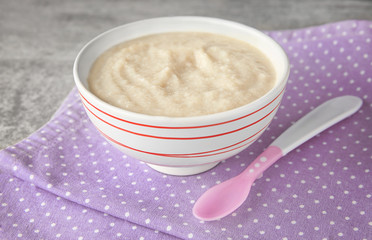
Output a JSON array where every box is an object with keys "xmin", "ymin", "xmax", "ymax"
[{"xmin": 193, "ymin": 95, "xmax": 362, "ymax": 221}]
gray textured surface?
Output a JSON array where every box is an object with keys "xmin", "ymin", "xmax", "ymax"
[{"xmin": 1, "ymin": 0, "xmax": 372, "ymax": 149}]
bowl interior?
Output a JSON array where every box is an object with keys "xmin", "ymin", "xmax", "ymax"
[{"xmin": 75, "ymin": 17, "xmax": 289, "ymax": 103}]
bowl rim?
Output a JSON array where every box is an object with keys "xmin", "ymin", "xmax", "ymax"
[{"xmin": 73, "ymin": 16, "xmax": 290, "ymax": 125}]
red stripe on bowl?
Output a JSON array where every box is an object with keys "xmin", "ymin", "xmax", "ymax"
[
  {"xmin": 169, "ymin": 122, "xmax": 269, "ymax": 156},
  {"xmin": 98, "ymin": 128, "xmax": 261, "ymax": 158},
  {"xmin": 79, "ymin": 86, "xmax": 285, "ymax": 129},
  {"xmin": 82, "ymin": 99, "xmax": 280, "ymax": 140}
]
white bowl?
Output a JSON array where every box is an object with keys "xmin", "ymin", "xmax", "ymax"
[{"xmin": 73, "ymin": 16, "xmax": 290, "ymax": 176}]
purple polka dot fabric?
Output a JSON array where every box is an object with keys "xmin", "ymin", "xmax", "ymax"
[{"xmin": 1, "ymin": 20, "xmax": 372, "ymax": 240}]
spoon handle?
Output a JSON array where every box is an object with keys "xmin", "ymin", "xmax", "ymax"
[
  {"xmin": 242, "ymin": 145, "xmax": 283, "ymax": 179},
  {"xmin": 242, "ymin": 95, "xmax": 362, "ymax": 179},
  {"xmin": 271, "ymin": 95, "xmax": 362, "ymax": 155}
]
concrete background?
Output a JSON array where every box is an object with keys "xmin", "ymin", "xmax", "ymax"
[{"xmin": 1, "ymin": 0, "xmax": 372, "ymax": 149}]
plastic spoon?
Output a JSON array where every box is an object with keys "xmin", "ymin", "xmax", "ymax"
[{"xmin": 193, "ymin": 95, "xmax": 362, "ymax": 221}]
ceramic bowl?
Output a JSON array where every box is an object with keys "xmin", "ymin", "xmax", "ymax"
[{"xmin": 73, "ymin": 16, "xmax": 289, "ymax": 176}]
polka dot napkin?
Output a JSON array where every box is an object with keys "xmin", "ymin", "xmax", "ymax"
[{"xmin": 1, "ymin": 20, "xmax": 371, "ymax": 240}]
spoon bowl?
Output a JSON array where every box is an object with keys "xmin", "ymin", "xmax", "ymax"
[{"xmin": 193, "ymin": 174, "xmax": 252, "ymax": 221}]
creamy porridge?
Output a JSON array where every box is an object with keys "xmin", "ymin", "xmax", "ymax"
[{"xmin": 88, "ymin": 32, "xmax": 275, "ymax": 117}]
